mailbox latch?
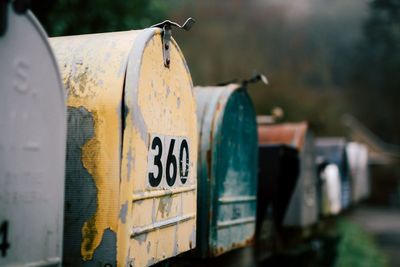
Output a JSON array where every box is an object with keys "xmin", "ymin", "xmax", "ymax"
[
  {"xmin": 242, "ymin": 73, "xmax": 269, "ymax": 86},
  {"xmin": 217, "ymin": 73, "xmax": 269, "ymax": 87},
  {"xmin": 152, "ymin": 17, "xmax": 195, "ymax": 68}
]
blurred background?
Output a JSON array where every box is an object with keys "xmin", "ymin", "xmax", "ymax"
[
  {"xmin": 30, "ymin": 0, "xmax": 400, "ymax": 266},
  {"xmin": 32, "ymin": 0, "xmax": 400, "ymax": 142}
]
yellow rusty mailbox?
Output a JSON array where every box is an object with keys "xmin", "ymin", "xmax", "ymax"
[{"xmin": 51, "ymin": 19, "xmax": 197, "ymax": 267}]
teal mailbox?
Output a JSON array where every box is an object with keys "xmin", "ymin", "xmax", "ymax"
[{"xmin": 194, "ymin": 83, "xmax": 258, "ymax": 257}]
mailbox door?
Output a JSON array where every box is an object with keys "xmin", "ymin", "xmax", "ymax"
[
  {"xmin": 0, "ymin": 7, "xmax": 66, "ymax": 267},
  {"xmin": 121, "ymin": 30, "xmax": 198, "ymax": 267},
  {"xmin": 212, "ymin": 88, "xmax": 258, "ymax": 255}
]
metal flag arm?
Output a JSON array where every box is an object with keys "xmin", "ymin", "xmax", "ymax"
[{"xmin": 151, "ymin": 17, "xmax": 195, "ymax": 68}]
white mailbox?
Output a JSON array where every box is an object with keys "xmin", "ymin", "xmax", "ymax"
[{"xmin": 0, "ymin": 5, "xmax": 66, "ymax": 267}]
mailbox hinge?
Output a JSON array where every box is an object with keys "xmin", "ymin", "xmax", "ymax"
[{"xmin": 151, "ymin": 17, "xmax": 195, "ymax": 68}]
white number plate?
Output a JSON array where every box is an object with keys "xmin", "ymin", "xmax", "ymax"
[{"xmin": 147, "ymin": 134, "xmax": 190, "ymax": 188}]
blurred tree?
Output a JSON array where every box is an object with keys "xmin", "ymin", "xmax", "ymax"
[
  {"xmin": 349, "ymin": 0, "xmax": 400, "ymax": 144},
  {"xmin": 31, "ymin": 0, "xmax": 167, "ymax": 37}
]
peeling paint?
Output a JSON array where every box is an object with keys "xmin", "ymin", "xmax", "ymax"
[
  {"xmin": 83, "ymin": 228, "xmax": 117, "ymax": 267},
  {"xmin": 157, "ymin": 196, "xmax": 173, "ymax": 218},
  {"xmin": 133, "ymin": 232, "xmax": 148, "ymax": 245},
  {"xmin": 63, "ymin": 106, "xmax": 97, "ymax": 266},
  {"xmin": 119, "ymin": 202, "xmax": 128, "ymax": 224}
]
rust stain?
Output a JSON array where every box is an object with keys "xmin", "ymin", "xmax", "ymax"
[{"xmin": 206, "ymin": 148, "xmax": 212, "ymax": 179}]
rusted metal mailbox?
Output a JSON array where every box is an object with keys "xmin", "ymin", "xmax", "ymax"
[
  {"xmin": 258, "ymin": 122, "xmax": 318, "ymax": 227},
  {"xmin": 315, "ymin": 138, "xmax": 351, "ymax": 209},
  {"xmin": 346, "ymin": 142, "xmax": 369, "ymax": 203},
  {"xmin": 0, "ymin": 5, "xmax": 66, "ymax": 267},
  {"xmin": 194, "ymin": 83, "xmax": 258, "ymax": 257},
  {"xmin": 51, "ymin": 21, "xmax": 198, "ymax": 267}
]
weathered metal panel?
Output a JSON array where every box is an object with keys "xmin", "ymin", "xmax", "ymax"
[
  {"xmin": 0, "ymin": 6, "xmax": 66, "ymax": 267},
  {"xmin": 346, "ymin": 142, "xmax": 370, "ymax": 203},
  {"xmin": 258, "ymin": 123, "xmax": 318, "ymax": 227},
  {"xmin": 315, "ymin": 138, "xmax": 351, "ymax": 209},
  {"xmin": 51, "ymin": 28, "xmax": 197, "ymax": 267},
  {"xmin": 194, "ymin": 84, "xmax": 258, "ymax": 257}
]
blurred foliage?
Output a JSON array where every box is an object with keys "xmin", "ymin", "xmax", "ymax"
[
  {"xmin": 348, "ymin": 0, "xmax": 400, "ymax": 144},
  {"xmin": 168, "ymin": 0, "xmax": 366, "ymax": 136},
  {"xmin": 31, "ymin": 0, "xmax": 167, "ymax": 36},
  {"xmin": 335, "ymin": 219, "xmax": 388, "ymax": 267}
]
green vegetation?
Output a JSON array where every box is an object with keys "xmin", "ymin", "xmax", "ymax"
[{"xmin": 335, "ymin": 219, "xmax": 388, "ymax": 267}]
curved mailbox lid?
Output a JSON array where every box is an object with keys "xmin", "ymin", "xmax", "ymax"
[
  {"xmin": 0, "ymin": 6, "xmax": 66, "ymax": 267},
  {"xmin": 51, "ymin": 28, "xmax": 197, "ymax": 267},
  {"xmin": 194, "ymin": 84, "xmax": 258, "ymax": 257},
  {"xmin": 315, "ymin": 137, "xmax": 350, "ymax": 209},
  {"xmin": 258, "ymin": 122, "xmax": 318, "ymax": 227}
]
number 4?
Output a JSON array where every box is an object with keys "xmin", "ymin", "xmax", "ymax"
[{"xmin": 0, "ymin": 221, "xmax": 10, "ymax": 257}]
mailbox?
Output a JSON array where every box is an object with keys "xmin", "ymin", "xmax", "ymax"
[
  {"xmin": 0, "ymin": 5, "xmax": 66, "ymax": 267},
  {"xmin": 194, "ymin": 83, "xmax": 258, "ymax": 257},
  {"xmin": 346, "ymin": 142, "xmax": 369, "ymax": 203},
  {"xmin": 257, "ymin": 144, "xmax": 299, "ymax": 248},
  {"xmin": 315, "ymin": 138, "xmax": 351, "ymax": 209},
  {"xmin": 317, "ymin": 162, "xmax": 342, "ymax": 215},
  {"xmin": 51, "ymin": 22, "xmax": 198, "ymax": 267},
  {"xmin": 258, "ymin": 122, "xmax": 318, "ymax": 227}
]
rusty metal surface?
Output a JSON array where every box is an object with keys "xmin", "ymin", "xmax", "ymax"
[
  {"xmin": 194, "ymin": 84, "xmax": 258, "ymax": 257},
  {"xmin": 258, "ymin": 122, "xmax": 308, "ymax": 149},
  {"xmin": 0, "ymin": 6, "xmax": 66, "ymax": 267},
  {"xmin": 51, "ymin": 28, "xmax": 197, "ymax": 267}
]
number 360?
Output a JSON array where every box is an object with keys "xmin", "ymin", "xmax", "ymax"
[{"xmin": 147, "ymin": 135, "xmax": 190, "ymax": 188}]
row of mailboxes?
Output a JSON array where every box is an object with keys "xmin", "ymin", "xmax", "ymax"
[
  {"xmin": 0, "ymin": 6, "xmax": 371, "ymax": 267},
  {"xmin": 256, "ymin": 125, "xmax": 371, "ymax": 229},
  {"xmin": 0, "ymin": 7, "xmax": 260, "ymax": 266},
  {"xmin": 315, "ymin": 139, "xmax": 370, "ymax": 216}
]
